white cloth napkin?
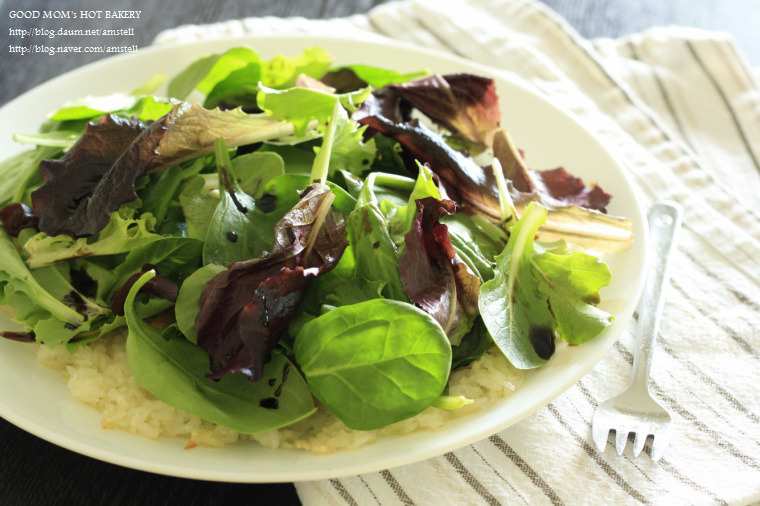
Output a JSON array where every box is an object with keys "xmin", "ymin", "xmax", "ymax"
[{"xmin": 155, "ymin": 0, "xmax": 760, "ymax": 503}]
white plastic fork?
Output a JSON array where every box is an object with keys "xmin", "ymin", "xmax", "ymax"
[{"xmin": 592, "ymin": 201, "xmax": 682, "ymax": 460}]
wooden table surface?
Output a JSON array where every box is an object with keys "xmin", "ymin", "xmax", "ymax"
[{"xmin": 0, "ymin": 1, "xmax": 756, "ymax": 504}]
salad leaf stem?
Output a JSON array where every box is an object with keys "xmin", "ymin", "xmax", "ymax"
[
  {"xmin": 214, "ymin": 137, "xmax": 247, "ymax": 212},
  {"xmin": 491, "ymin": 158, "xmax": 517, "ymax": 229},
  {"xmin": 310, "ymin": 101, "xmax": 341, "ymax": 185},
  {"xmin": 471, "ymin": 214, "xmax": 508, "ymax": 244},
  {"xmin": 357, "ymin": 172, "xmax": 416, "ymax": 207}
]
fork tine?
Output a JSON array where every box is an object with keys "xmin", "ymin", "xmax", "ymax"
[
  {"xmin": 631, "ymin": 432, "xmax": 647, "ymax": 457},
  {"xmin": 592, "ymin": 424, "xmax": 610, "ymax": 452},
  {"xmin": 650, "ymin": 432, "xmax": 670, "ymax": 461},
  {"xmin": 615, "ymin": 430, "xmax": 628, "ymax": 455}
]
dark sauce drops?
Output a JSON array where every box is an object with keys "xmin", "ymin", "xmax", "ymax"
[
  {"xmin": 259, "ymin": 397, "xmax": 279, "ymax": 410},
  {"xmin": 226, "ymin": 231, "xmax": 238, "ymax": 243},
  {"xmin": 258, "ymin": 194, "xmax": 277, "ymax": 213},
  {"xmin": 274, "ymin": 363, "xmax": 291, "ymax": 398},
  {"xmin": 529, "ymin": 326, "xmax": 556, "ymax": 360}
]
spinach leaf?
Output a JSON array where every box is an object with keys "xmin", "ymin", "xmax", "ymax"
[
  {"xmin": 234, "ymin": 152, "xmax": 285, "ymax": 198},
  {"xmin": 451, "ymin": 317, "xmax": 492, "ymax": 370},
  {"xmin": 294, "ymin": 298, "xmax": 451, "ymax": 430},
  {"xmin": 478, "ymin": 202, "xmax": 556, "ymax": 368},
  {"xmin": 175, "ymin": 264, "xmax": 225, "ymax": 344},
  {"xmin": 178, "ymin": 175, "xmax": 218, "ymax": 240},
  {"xmin": 345, "ymin": 204, "xmax": 407, "ymax": 302},
  {"xmin": 124, "ymin": 271, "xmax": 316, "ymax": 433},
  {"xmin": 202, "ymin": 139, "xmax": 269, "ymax": 266}
]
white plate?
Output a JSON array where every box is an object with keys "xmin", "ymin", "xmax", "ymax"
[{"xmin": 0, "ymin": 35, "xmax": 647, "ymax": 482}]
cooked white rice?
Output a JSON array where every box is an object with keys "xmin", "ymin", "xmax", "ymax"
[{"xmin": 36, "ymin": 329, "xmax": 523, "ymax": 453}]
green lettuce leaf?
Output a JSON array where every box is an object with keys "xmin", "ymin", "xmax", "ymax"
[
  {"xmin": 0, "ymin": 229, "xmax": 84, "ymax": 326},
  {"xmin": 257, "ymin": 85, "xmax": 371, "ymax": 137},
  {"xmin": 532, "ymin": 243, "xmax": 613, "ymax": 344},
  {"xmin": 23, "ymin": 208, "xmax": 162, "ymax": 268}
]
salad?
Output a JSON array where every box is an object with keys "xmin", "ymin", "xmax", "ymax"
[{"xmin": 0, "ymin": 46, "xmax": 633, "ymax": 436}]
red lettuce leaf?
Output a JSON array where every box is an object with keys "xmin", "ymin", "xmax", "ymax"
[
  {"xmin": 32, "ymin": 104, "xmax": 294, "ymax": 238},
  {"xmin": 492, "ymin": 129, "xmax": 610, "ymax": 213},
  {"xmin": 0, "ymin": 203, "xmax": 39, "ymax": 236},
  {"xmin": 391, "ymin": 73, "xmax": 500, "ymax": 147},
  {"xmin": 195, "ymin": 184, "xmax": 347, "ymax": 381},
  {"xmin": 31, "ymin": 114, "xmax": 145, "ymax": 237},
  {"xmin": 399, "ymin": 197, "xmax": 480, "ymax": 344},
  {"xmin": 357, "ymin": 101, "xmax": 631, "ymax": 250}
]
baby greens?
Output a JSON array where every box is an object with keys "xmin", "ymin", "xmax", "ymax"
[{"xmin": 0, "ymin": 45, "xmax": 628, "ymax": 435}]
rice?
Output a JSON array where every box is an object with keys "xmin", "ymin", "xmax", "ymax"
[{"xmin": 35, "ymin": 330, "xmax": 523, "ymax": 453}]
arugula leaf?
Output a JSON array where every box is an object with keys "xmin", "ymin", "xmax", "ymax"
[
  {"xmin": 294, "ymin": 298, "xmax": 451, "ymax": 430},
  {"xmin": 478, "ymin": 202, "xmax": 556, "ymax": 368},
  {"xmin": 75, "ymin": 296, "xmax": 174, "ymax": 351},
  {"xmin": 124, "ymin": 270, "xmax": 316, "ymax": 433},
  {"xmin": 344, "ymin": 203, "xmax": 407, "ymax": 302},
  {"xmin": 178, "ymin": 175, "xmax": 218, "ymax": 240},
  {"xmin": 139, "ymin": 158, "xmax": 204, "ymax": 225}
]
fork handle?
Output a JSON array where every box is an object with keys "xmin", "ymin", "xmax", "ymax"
[{"xmin": 629, "ymin": 201, "xmax": 682, "ymax": 391}]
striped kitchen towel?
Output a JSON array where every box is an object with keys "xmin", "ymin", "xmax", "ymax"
[{"xmin": 155, "ymin": 0, "xmax": 760, "ymax": 504}]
